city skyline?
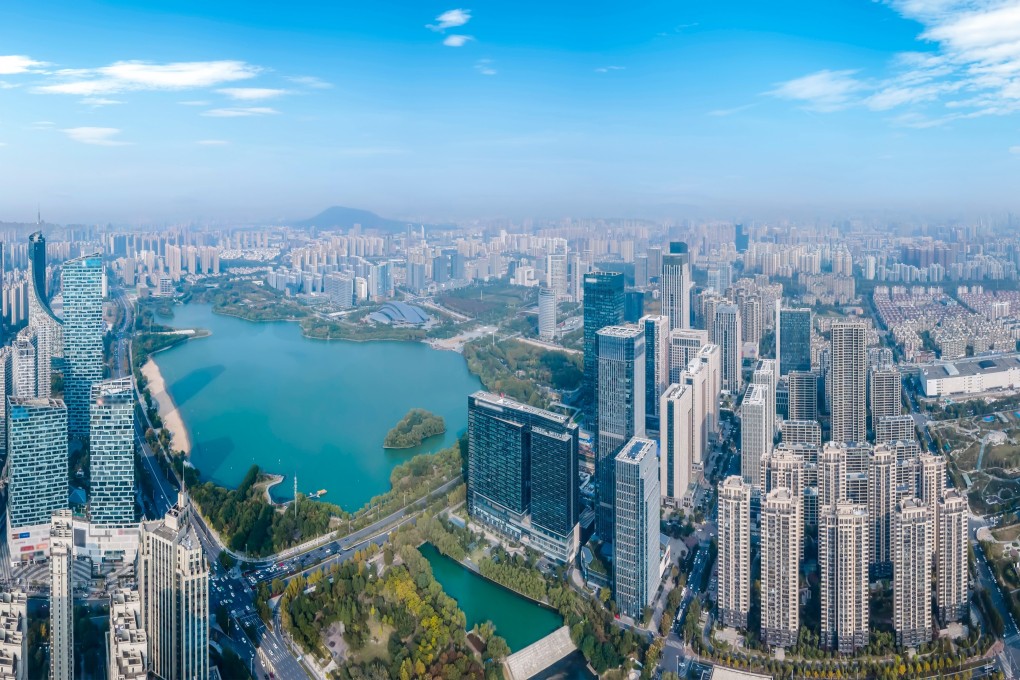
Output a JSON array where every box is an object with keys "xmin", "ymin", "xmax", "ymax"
[{"xmin": 1, "ymin": 1, "xmax": 1019, "ymax": 223}]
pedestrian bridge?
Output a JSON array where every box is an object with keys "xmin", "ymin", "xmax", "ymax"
[{"xmin": 504, "ymin": 626, "xmax": 576, "ymax": 680}]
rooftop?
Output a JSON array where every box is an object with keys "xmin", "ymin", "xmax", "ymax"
[{"xmin": 920, "ymin": 353, "xmax": 1020, "ymax": 381}]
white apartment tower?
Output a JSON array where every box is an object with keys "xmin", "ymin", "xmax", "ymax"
[
  {"xmin": 660, "ymin": 383, "xmax": 694, "ymax": 506},
  {"xmin": 937, "ymin": 490, "xmax": 969, "ymax": 623},
  {"xmin": 613, "ymin": 437, "xmax": 661, "ymax": 619},
  {"xmin": 761, "ymin": 488, "xmax": 801, "ymax": 648},
  {"xmin": 819, "ymin": 503, "xmax": 869, "ymax": 654},
  {"xmin": 893, "ymin": 499, "xmax": 932, "ymax": 648},
  {"xmin": 718, "ymin": 476, "xmax": 752, "ymax": 629},
  {"xmin": 741, "ymin": 384, "xmax": 771, "ymax": 490},
  {"xmin": 830, "ymin": 321, "xmax": 867, "ymax": 444},
  {"xmin": 669, "ymin": 329, "xmax": 707, "ymax": 384}
]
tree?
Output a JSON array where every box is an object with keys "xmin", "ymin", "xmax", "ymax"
[{"xmin": 486, "ymin": 635, "xmax": 510, "ymax": 663}]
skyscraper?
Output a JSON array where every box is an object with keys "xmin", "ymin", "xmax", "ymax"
[
  {"xmin": 697, "ymin": 344, "xmax": 722, "ymax": 439},
  {"xmin": 830, "ymin": 321, "xmax": 867, "ymax": 444},
  {"xmin": 937, "ymin": 490, "xmax": 969, "ymax": 623},
  {"xmin": 11, "ymin": 334, "xmax": 36, "ymax": 398},
  {"xmin": 109, "ymin": 590, "xmax": 148, "ymax": 680},
  {"xmin": 741, "ymin": 384, "xmax": 771, "ymax": 490},
  {"xmin": 613, "ymin": 437, "xmax": 661, "ymax": 619},
  {"xmin": 761, "ymin": 488, "xmax": 801, "ymax": 648},
  {"xmin": 138, "ymin": 493, "xmax": 209, "ymax": 680},
  {"xmin": 0, "ymin": 347, "xmax": 10, "ymax": 456},
  {"xmin": 0, "ymin": 590, "xmax": 27, "ymax": 680},
  {"xmin": 641, "ymin": 315, "xmax": 669, "ymax": 432},
  {"xmin": 660, "ymin": 383, "xmax": 694, "ymax": 505},
  {"xmin": 751, "ymin": 358, "xmax": 777, "ymax": 445},
  {"xmin": 50, "ymin": 510, "xmax": 74, "ymax": 680},
  {"xmin": 868, "ymin": 445, "xmax": 895, "ymax": 576},
  {"xmin": 787, "ymin": 371, "xmax": 818, "ymax": 422},
  {"xmin": 714, "ymin": 302, "xmax": 742, "ymax": 393},
  {"xmin": 538, "ymin": 287, "xmax": 557, "ymax": 341},
  {"xmin": 869, "ymin": 364, "xmax": 902, "ymax": 434},
  {"xmin": 63, "ymin": 253, "xmax": 105, "ymax": 436},
  {"xmin": 90, "ymin": 377, "xmax": 137, "ymax": 528},
  {"xmin": 777, "ymin": 307, "xmax": 812, "ymax": 376},
  {"xmin": 668, "ymin": 329, "xmax": 707, "ymax": 385},
  {"xmin": 596, "ymin": 325, "xmax": 645, "ymax": 541},
  {"xmin": 819, "ymin": 503, "xmax": 869, "ymax": 653},
  {"xmin": 27, "ymin": 232, "xmax": 62, "ymax": 399},
  {"xmin": 5, "ymin": 397, "xmax": 68, "ymax": 560},
  {"xmin": 661, "ymin": 242, "xmax": 691, "ymax": 331},
  {"xmin": 583, "ymin": 272, "xmax": 625, "ymax": 407},
  {"xmin": 781, "ymin": 419, "xmax": 822, "ymax": 447},
  {"xmin": 718, "ymin": 476, "xmax": 751, "ymax": 629},
  {"xmin": 467, "ymin": 392, "xmax": 581, "ymax": 562},
  {"xmin": 546, "ymin": 252, "xmax": 568, "ymax": 299},
  {"xmin": 893, "ymin": 499, "xmax": 932, "ymax": 648},
  {"xmin": 682, "ymin": 359, "xmax": 708, "ymax": 470},
  {"xmin": 875, "ymin": 415, "xmax": 916, "ymax": 445}
]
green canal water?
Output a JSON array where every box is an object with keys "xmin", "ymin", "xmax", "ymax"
[
  {"xmin": 153, "ymin": 303, "xmax": 481, "ymax": 510},
  {"xmin": 419, "ymin": 543, "xmax": 563, "ymax": 652}
]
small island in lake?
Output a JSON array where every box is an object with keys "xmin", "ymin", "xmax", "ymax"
[{"xmin": 383, "ymin": 409, "xmax": 447, "ymax": 449}]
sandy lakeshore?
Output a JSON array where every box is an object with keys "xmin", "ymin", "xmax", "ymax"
[{"xmin": 141, "ymin": 358, "xmax": 192, "ymax": 454}]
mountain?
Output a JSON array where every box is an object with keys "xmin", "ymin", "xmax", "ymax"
[{"xmin": 294, "ymin": 206, "xmax": 410, "ymax": 232}]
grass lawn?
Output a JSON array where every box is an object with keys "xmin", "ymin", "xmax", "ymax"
[
  {"xmin": 992, "ymin": 523, "xmax": 1020, "ymax": 542},
  {"xmin": 355, "ymin": 617, "xmax": 394, "ymax": 665}
]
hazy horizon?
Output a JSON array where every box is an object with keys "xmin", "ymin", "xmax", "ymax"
[{"xmin": 2, "ymin": 0, "xmax": 1019, "ymax": 224}]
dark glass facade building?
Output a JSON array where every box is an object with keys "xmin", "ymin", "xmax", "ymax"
[
  {"xmin": 467, "ymin": 391, "xmax": 580, "ymax": 562},
  {"xmin": 778, "ymin": 307, "xmax": 812, "ymax": 376},
  {"xmin": 583, "ymin": 271, "xmax": 625, "ymax": 406}
]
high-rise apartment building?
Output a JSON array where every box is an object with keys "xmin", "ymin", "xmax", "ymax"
[
  {"xmin": 781, "ymin": 419, "xmax": 822, "ymax": 447},
  {"xmin": 697, "ymin": 344, "xmax": 722, "ymax": 439},
  {"xmin": 777, "ymin": 307, "xmax": 812, "ymax": 376},
  {"xmin": 642, "ymin": 315, "xmax": 669, "ymax": 432},
  {"xmin": 50, "ymin": 510, "xmax": 74, "ymax": 680},
  {"xmin": 596, "ymin": 325, "xmax": 645, "ymax": 541},
  {"xmin": 893, "ymin": 499, "xmax": 932, "ymax": 648},
  {"xmin": 668, "ymin": 329, "xmax": 707, "ymax": 385},
  {"xmin": 682, "ymin": 359, "xmax": 708, "ymax": 470},
  {"xmin": 546, "ymin": 253, "xmax": 568, "ymax": 299},
  {"xmin": 6, "ymin": 397, "xmax": 68, "ymax": 560},
  {"xmin": 714, "ymin": 303, "xmax": 742, "ymax": 393},
  {"xmin": 583, "ymin": 272, "xmax": 625, "ymax": 406},
  {"xmin": 0, "ymin": 348, "xmax": 10, "ymax": 456},
  {"xmin": 761, "ymin": 488, "xmax": 801, "ymax": 648},
  {"xmin": 661, "ymin": 242, "xmax": 691, "ymax": 331},
  {"xmin": 741, "ymin": 384, "xmax": 771, "ymax": 490},
  {"xmin": 0, "ymin": 590, "xmax": 27, "ymax": 680},
  {"xmin": 718, "ymin": 476, "xmax": 752, "ymax": 629},
  {"xmin": 108, "ymin": 590, "xmax": 147, "ymax": 680},
  {"xmin": 62, "ymin": 254, "xmax": 105, "ymax": 437},
  {"xmin": 467, "ymin": 392, "xmax": 581, "ymax": 562},
  {"xmin": 787, "ymin": 371, "xmax": 818, "ymax": 422},
  {"xmin": 819, "ymin": 503, "xmax": 869, "ymax": 653},
  {"xmin": 918, "ymin": 454, "xmax": 946, "ymax": 518},
  {"xmin": 868, "ymin": 445, "xmax": 895, "ymax": 576},
  {"xmin": 138, "ymin": 493, "xmax": 209, "ymax": 680},
  {"xmin": 875, "ymin": 415, "xmax": 916, "ymax": 445},
  {"xmin": 830, "ymin": 321, "xmax": 867, "ymax": 444},
  {"xmin": 613, "ymin": 437, "xmax": 661, "ymax": 619},
  {"xmin": 90, "ymin": 377, "xmax": 136, "ymax": 528},
  {"xmin": 869, "ymin": 365, "xmax": 902, "ymax": 434},
  {"xmin": 660, "ymin": 383, "xmax": 694, "ymax": 505},
  {"xmin": 751, "ymin": 359, "xmax": 777, "ymax": 441},
  {"xmin": 11, "ymin": 335, "xmax": 36, "ymax": 399},
  {"xmin": 937, "ymin": 490, "xmax": 969, "ymax": 623}
]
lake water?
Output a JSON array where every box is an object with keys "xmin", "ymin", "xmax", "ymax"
[
  {"xmin": 153, "ymin": 303, "xmax": 481, "ymax": 510},
  {"xmin": 420, "ymin": 543, "xmax": 563, "ymax": 652}
]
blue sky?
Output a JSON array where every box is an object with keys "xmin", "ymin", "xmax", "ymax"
[{"xmin": 1, "ymin": 0, "xmax": 1018, "ymax": 224}]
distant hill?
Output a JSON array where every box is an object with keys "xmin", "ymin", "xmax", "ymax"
[{"xmin": 294, "ymin": 206, "xmax": 410, "ymax": 232}]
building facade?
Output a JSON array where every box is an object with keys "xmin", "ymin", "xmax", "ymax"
[
  {"xmin": 613, "ymin": 437, "xmax": 661, "ymax": 619},
  {"xmin": 90, "ymin": 377, "xmax": 137, "ymax": 528},
  {"xmin": 761, "ymin": 488, "xmax": 801, "ymax": 648},
  {"xmin": 777, "ymin": 307, "xmax": 812, "ymax": 376},
  {"xmin": 819, "ymin": 503, "xmax": 869, "ymax": 653},
  {"xmin": 718, "ymin": 476, "xmax": 752, "ymax": 629},
  {"xmin": 62, "ymin": 253, "xmax": 105, "ymax": 437},
  {"xmin": 830, "ymin": 321, "xmax": 867, "ymax": 444},
  {"xmin": 893, "ymin": 499, "xmax": 932, "ymax": 648}
]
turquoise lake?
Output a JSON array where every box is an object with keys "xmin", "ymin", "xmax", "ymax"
[{"xmin": 153, "ymin": 303, "xmax": 481, "ymax": 510}]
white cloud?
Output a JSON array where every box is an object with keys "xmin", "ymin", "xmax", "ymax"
[
  {"xmin": 768, "ymin": 69, "xmax": 866, "ymax": 111},
  {"xmin": 197, "ymin": 139, "xmax": 229, "ymax": 146},
  {"xmin": 443, "ymin": 35, "xmax": 474, "ymax": 47},
  {"xmin": 708, "ymin": 103, "xmax": 756, "ymax": 116},
  {"xmin": 36, "ymin": 60, "xmax": 260, "ymax": 96},
  {"xmin": 217, "ymin": 87, "xmax": 289, "ymax": 100},
  {"xmin": 201, "ymin": 107, "xmax": 279, "ymax": 117},
  {"xmin": 288, "ymin": 75, "xmax": 333, "ymax": 89},
  {"xmin": 595, "ymin": 66, "xmax": 625, "ymax": 73},
  {"xmin": 1011, "ymin": 145, "xmax": 1020, "ymax": 154},
  {"xmin": 428, "ymin": 9, "xmax": 471, "ymax": 31},
  {"xmin": 81, "ymin": 97, "xmax": 124, "ymax": 107},
  {"xmin": 475, "ymin": 59, "xmax": 497, "ymax": 76},
  {"xmin": 0, "ymin": 80, "xmax": 19, "ymax": 89},
  {"xmin": 0, "ymin": 55, "xmax": 47, "ymax": 75},
  {"xmin": 61, "ymin": 127, "xmax": 129, "ymax": 146},
  {"xmin": 772, "ymin": 2, "xmax": 1020, "ymax": 121},
  {"xmin": 179, "ymin": 100, "xmax": 211, "ymax": 106}
]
